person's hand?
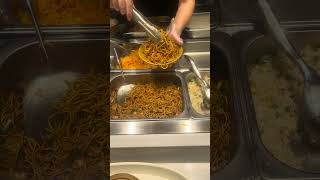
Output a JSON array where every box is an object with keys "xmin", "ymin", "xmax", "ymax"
[
  {"xmin": 110, "ymin": 0, "xmax": 133, "ymax": 21},
  {"xmin": 167, "ymin": 18, "xmax": 183, "ymax": 46}
]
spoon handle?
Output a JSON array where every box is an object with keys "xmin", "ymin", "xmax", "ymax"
[
  {"xmin": 185, "ymin": 55, "xmax": 209, "ymax": 88},
  {"xmin": 25, "ymin": 0, "xmax": 49, "ymax": 62},
  {"xmin": 256, "ymin": 0, "xmax": 312, "ymax": 80},
  {"xmin": 113, "ymin": 48, "xmax": 126, "ymax": 81},
  {"xmin": 110, "ymin": 38, "xmax": 130, "ymax": 55}
]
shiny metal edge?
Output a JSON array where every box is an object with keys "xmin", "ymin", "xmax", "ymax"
[
  {"xmin": 184, "ymin": 28, "xmax": 210, "ymax": 39},
  {"xmin": 110, "ymin": 119, "xmax": 210, "ymax": 135},
  {"xmin": 109, "ymin": 69, "xmax": 210, "ymax": 74}
]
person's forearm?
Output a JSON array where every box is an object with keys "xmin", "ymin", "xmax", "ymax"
[{"xmin": 174, "ymin": 0, "xmax": 195, "ymax": 34}]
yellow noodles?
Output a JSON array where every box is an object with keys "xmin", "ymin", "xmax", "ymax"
[
  {"xmin": 210, "ymin": 81, "xmax": 232, "ymax": 171},
  {"xmin": 0, "ymin": 93, "xmax": 23, "ymax": 132},
  {"xmin": 111, "ymin": 82, "xmax": 183, "ymax": 119},
  {"xmin": 139, "ymin": 29, "xmax": 182, "ymax": 68},
  {"xmin": 0, "ymin": 73, "xmax": 110, "ymax": 179}
]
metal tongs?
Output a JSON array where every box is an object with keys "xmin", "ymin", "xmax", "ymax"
[{"xmin": 132, "ymin": 7, "xmax": 161, "ymax": 42}]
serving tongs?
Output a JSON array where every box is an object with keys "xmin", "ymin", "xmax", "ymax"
[
  {"xmin": 132, "ymin": 7, "xmax": 161, "ymax": 42},
  {"xmin": 185, "ymin": 55, "xmax": 210, "ymax": 109}
]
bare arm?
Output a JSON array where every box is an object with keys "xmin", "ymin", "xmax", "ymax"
[
  {"xmin": 174, "ymin": 0, "xmax": 195, "ymax": 35},
  {"xmin": 168, "ymin": 0, "xmax": 195, "ymax": 45},
  {"xmin": 110, "ymin": 0, "xmax": 195, "ymax": 45}
]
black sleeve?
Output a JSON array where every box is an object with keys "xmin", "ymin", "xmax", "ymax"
[{"xmin": 134, "ymin": 0, "xmax": 179, "ymax": 17}]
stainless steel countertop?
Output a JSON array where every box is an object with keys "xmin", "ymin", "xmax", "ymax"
[
  {"xmin": 110, "ymin": 39, "xmax": 211, "ymax": 179},
  {"xmin": 110, "ymin": 39, "xmax": 210, "ymax": 135},
  {"xmin": 111, "ymin": 133, "xmax": 210, "ymax": 180}
]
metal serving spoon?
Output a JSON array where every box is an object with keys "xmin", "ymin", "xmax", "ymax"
[
  {"xmin": 24, "ymin": 72, "xmax": 79, "ymax": 139},
  {"xmin": 110, "ymin": 38, "xmax": 130, "ymax": 54},
  {"xmin": 185, "ymin": 55, "xmax": 210, "ymax": 109},
  {"xmin": 257, "ymin": 0, "xmax": 320, "ymax": 140},
  {"xmin": 110, "ymin": 38, "xmax": 141, "ymax": 54},
  {"xmin": 113, "ymin": 48, "xmax": 135, "ymax": 104}
]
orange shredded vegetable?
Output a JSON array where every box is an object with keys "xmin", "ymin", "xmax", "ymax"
[{"xmin": 120, "ymin": 51, "xmax": 158, "ymax": 70}]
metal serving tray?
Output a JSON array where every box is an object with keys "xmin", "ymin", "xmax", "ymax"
[
  {"xmin": 210, "ymin": 31, "xmax": 256, "ymax": 180},
  {"xmin": 0, "ymin": 38, "xmax": 108, "ymax": 87},
  {"xmin": 186, "ymin": 12, "xmax": 210, "ymax": 30},
  {"xmin": 184, "ymin": 28, "xmax": 210, "ymax": 39},
  {"xmin": 184, "ymin": 71, "xmax": 210, "ymax": 118},
  {"xmin": 110, "ymin": 72, "xmax": 190, "ymax": 120},
  {"xmin": 184, "ymin": 12, "xmax": 211, "ymax": 39},
  {"xmin": 237, "ymin": 29, "xmax": 320, "ymax": 179}
]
